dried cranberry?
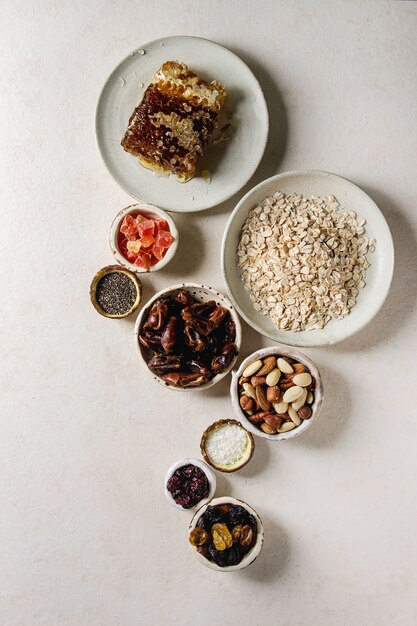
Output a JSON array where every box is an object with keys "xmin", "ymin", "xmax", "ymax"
[{"xmin": 166, "ymin": 476, "xmax": 180, "ymax": 492}]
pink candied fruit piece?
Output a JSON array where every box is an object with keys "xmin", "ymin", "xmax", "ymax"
[
  {"xmin": 140, "ymin": 234, "xmax": 155, "ymax": 248},
  {"xmin": 137, "ymin": 219, "xmax": 155, "ymax": 238},
  {"xmin": 120, "ymin": 215, "xmax": 139, "ymax": 240},
  {"xmin": 156, "ymin": 230, "xmax": 174, "ymax": 249},
  {"xmin": 134, "ymin": 251, "xmax": 152, "ymax": 270},
  {"xmin": 154, "ymin": 218, "xmax": 169, "ymax": 231},
  {"xmin": 152, "ymin": 243, "xmax": 165, "ymax": 261},
  {"xmin": 127, "ymin": 239, "xmax": 142, "ymax": 253}
]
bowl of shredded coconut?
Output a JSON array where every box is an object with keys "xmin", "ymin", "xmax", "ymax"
[{"xmin": 221, "ymin": 170, "xmax": 394, "ymax": 346}]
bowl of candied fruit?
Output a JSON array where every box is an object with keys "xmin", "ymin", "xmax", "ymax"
[
  {"xmin": 135, "ymin": 283, "xmax": 241, "ymax": 390},
  {"xmin": 110, "ymin": 202, "xmax": 178, "ymax": 272},
  {"xmin": 188, "ymin": 497, "xmax": 264, "ymax": 571}
]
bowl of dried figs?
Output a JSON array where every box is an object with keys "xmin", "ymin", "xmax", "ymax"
[
  {"xmin": 230, "ymin": 345, "xmax": 324, "ymax": 440},
  {"xmin": 135, "ymin": 283, "xmax": 241, "ymax": 390},
  {"xmin": 188, "ymin": 497, "xmax": 264, "ymax": 571}
]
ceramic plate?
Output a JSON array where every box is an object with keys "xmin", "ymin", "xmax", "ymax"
[
  {"xmin": 222, "ymin": 170, "xmax": 394, "ymax": 347},
  {"xmin": 96, "ymin": 36, "xmax": 268, "ymax": 212}
]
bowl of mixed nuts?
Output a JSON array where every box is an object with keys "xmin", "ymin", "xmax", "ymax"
[
  {"xmin": 135, "ymin": 283, "xmax": 241, "ymax": 390},
  {"xmin": 230, "ymin": 346, "xmax": 324, "ymax": 440},
  {"xmin": 188, "ymin": 496, "xmax": 264, "ymax": 571}
]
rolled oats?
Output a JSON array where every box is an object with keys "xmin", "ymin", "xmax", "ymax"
[{"xmin": 237, "ymin": 191, "xmax": 376, "ymax": 331}]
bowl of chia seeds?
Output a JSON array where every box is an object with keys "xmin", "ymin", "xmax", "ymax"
[{"xmin": 90, "ymin": 265, "xmax": 142, "ymax": 319}]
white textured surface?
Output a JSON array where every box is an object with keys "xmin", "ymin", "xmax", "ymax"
[{"xmin": 1, "ymin": 1, "xmax": 417, "ymax": 625}]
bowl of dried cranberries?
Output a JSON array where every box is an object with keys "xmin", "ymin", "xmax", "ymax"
[
  {"xmin": 188, "ymin": 497, "xmax": 264, "ymax": 571},
  {"xmin": 164, "ymin": 458, "xmax": 216, "ymax": 511},
  {"xmin": 110, "ymin": 201, "xmax": 178, "ymax": 272}
]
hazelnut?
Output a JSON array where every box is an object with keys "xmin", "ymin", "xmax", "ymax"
[
  {"xmin": 240, "ymin": 395, "xmax": 254, "ymax": 412},
  {"xmin": 298, "ymin": 406, "xmax": 312, "ymax": 420},
  {"xmin": 266, "ymin": 386, "xmax": 281, "ymax": 403}
]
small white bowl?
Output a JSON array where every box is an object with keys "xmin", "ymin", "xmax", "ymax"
[
  {"xmin": 188, "ymin": 496, "xmax": 264, "ymax": 572},
  {"xmin": 109, "ymin": 201, "xmax": 179, "ymax": 273},
  {"xmin": 230, "ymin": 345, "xmax": 324, "ymax": 441},
  {"xmin": 164, "ymin": 458, "xmax": 216, "ymax": 511},
  {"xmin": 134, "ymin": 283, "xmax": 241, "ymax": 391}
]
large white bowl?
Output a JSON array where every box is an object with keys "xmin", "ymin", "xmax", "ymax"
[
  {"xmin": 134, "ymin": 283, "xmax": 241, "ymax": 391},
  {"xmin": 188, "ymin": 496, "xmax": 264, "ymax": 572},
  {"xmin": 221, "ymin": 170, "xmax": 395, "ymax": 347},
  {"xmin": 230, "ymin": 345, "xmax": 324, "ymax": 441}
]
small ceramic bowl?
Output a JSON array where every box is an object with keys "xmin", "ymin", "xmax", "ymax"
[
  {"xmin": 134, "ymin": 283, "xmax": 242, "ymax": 391},
  {"xmin": 200, "ymin": 419, "xmax": 255, "ymax": 472},
  {"xmin": 109, "ymin": 201, "xmax": 179, "ymax": 273},
  {"xmin": 230, "ymin": 345, "xmax": 324, "ymax": 441},
  {"xmin": 90, "ymin": 265, "xmax": 142, "ymax": 319},
  {"xmin": 164, "ymin": 458, "xmax": 216, "ymax": 511},
  {"xmin": 188, "ymin": 496, "xmax": 264, "ymax": 572}
]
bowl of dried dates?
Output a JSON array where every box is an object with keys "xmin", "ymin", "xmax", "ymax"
[
  {"xmin": 135, "ymin": 283, "xmax": 241, "ymax": 390},
  {"xmin": 164, "ymin": 458, "xmax": 216, "ymax": 511},
  {"xmin": 231, "ymin": 345, "xmax": 324, "ymax": 440},
  {"xmin": 189, "ymin": 497, "xmax": 264, "ymax": 571}
]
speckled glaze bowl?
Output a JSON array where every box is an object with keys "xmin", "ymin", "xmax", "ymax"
[
  {"xmin": 188, "ymin": 496, "xmax": 264, "ymax": 572},
  {"xmin": 90, "ymin": 265, "xmax": 142, "ymax": 319},
  {"xmin": 164, "ymin": 458, "xmax": 216, "ymax": 511},
  {"xmin": 230, "ymin": 345, "xmax": 324, "ymax": 441},
  {"xmin": 134, "ymin": 283, "xmax": 241, "ymax": 391},
  {"xmin": 110, "ymin": 201, "xmax": 179, "ymax": 273}
]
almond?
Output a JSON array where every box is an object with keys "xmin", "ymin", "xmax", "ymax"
[
  {"xmin": 265, "ymin": 368, "xmax": 281, "ymax": 386},
  {"xmin": 292, "ymin": 372, "xmax": 312, "ymax": 387},
  {"xmin": 282, "ymin": 386, "xmax": 304, "ymax": 403},
  {"xmin": 278, "ymin": 421, "xmax": 296, "ymax": 433},
  {"xmin": 255, "ymin": 385, "xmax": 271, "ymax": 412},
  {"xmin": 277, "ymin": 358, "xmax": 293, "ymax": 374},
  {"xmin": 260, "ymin": 422, "xmax": 277, "ymax": 434},
  {"xmin": 292, "ymin": 362, "xmax": 306, "ymax": 374},
  {"xmin": 242, "ymin": 359, "xmax": 263, "ymax": 378},
  {"xmin": 242, "ymin": 382, "xmax": 256, "ymax": 401},
  {"xmin": 257, "ymin": 356, "xmax": 277, "ymax": 376}
]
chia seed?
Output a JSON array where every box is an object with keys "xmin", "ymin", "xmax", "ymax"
[{"xmin": 96, "ymin": 272, "xmax": 137, "ymax": 315}]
